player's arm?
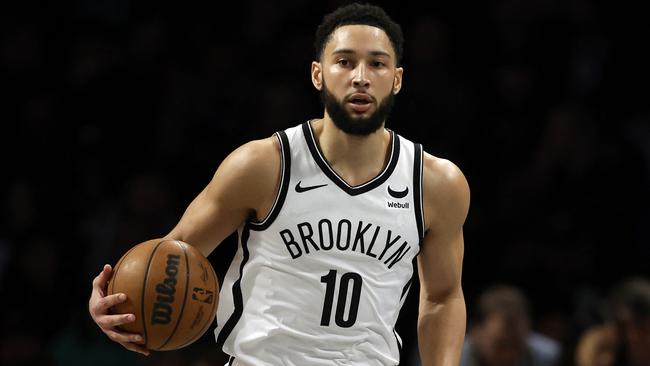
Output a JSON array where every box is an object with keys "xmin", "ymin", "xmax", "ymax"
[
  {"xmin": 417, "ymin": 153, "xmax": 470, "ymax": 366},
  {"xmin": 89, "ymin": 136, "xmax": 282, "ymax": 354},
  {"xmin": 162, "ymin": 136, "xmax": 282, "ymax": 255}
]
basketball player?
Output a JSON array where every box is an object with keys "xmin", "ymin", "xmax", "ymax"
[{"xmin": 89, "ymin": 3, "xmax": 469, "ymax": 365}]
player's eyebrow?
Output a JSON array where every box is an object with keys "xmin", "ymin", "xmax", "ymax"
[{"xmin": 331, "ymin": 48, "xmax": 391, "ymax": 58}]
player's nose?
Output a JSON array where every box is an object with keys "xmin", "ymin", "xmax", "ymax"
[{"xmin": 352, "ymin": 63, "xmax": 370, "ymax": 89}]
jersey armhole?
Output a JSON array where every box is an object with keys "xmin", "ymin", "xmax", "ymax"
[
  {"xmin": 248, "ymin": 131, "xmax": 291, "ymax": 231},
  {"xmin": 413, "ymin": 143, "xmax": 425, "ymax": 240}
]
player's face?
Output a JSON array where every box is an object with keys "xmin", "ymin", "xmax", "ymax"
[{"xmin": 312, "ymin": 25, "xmax": 403, "ymax": 135}]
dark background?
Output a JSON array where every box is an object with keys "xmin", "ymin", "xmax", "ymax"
[{"xmin": 1, "ymin": 0, "xmax": 649, "ymax": 365}]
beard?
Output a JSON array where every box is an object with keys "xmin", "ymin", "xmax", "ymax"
[{"xmin": 319, "ymin": 80, "xmax": 395, "ymax": 136}]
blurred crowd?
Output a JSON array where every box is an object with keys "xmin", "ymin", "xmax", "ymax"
[
  {"xmin": 439, "ymin": 279, "xmax": 650, "ymax": 366},
  {"xmin": 1, "ymin": 0, "xmax": 649, "ymax": 365}
]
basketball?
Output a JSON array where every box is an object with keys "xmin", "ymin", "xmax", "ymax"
[{"xmin": 107, "ymin": 239, "xmax": 219, "ymax": 351}]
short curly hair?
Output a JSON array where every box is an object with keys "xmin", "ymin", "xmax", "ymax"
[{"xmin": 314, "ymin": 3, "xmax": 404, "ymax": 66}]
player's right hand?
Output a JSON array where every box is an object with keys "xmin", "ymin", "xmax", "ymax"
[{"xmin": 89, "ymin": 264, "xmax": 150, "ymax": 356}]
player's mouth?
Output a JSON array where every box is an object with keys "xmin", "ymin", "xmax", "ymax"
[{"xmin": 347, "ymin": 93, "xmax": 374, "ymax": 114}]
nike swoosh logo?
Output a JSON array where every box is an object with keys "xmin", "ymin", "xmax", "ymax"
[
  {"xmin": 387, "ymin": 185, "xmax": 409, "ymax": 198},
  {"xmin": 295, "ymin": 181, "xmax": 328, "ymax": 193}
]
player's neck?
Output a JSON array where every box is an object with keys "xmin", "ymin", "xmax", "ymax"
[{"xmin": 311, "ymin": 117, "xmax": 391, "ymax": 187}]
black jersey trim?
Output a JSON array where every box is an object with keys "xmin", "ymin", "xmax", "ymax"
[
  {"xmin": 302, "ymin": 121, "xmax": 400, "ymax": 196},
  {"xmin": 413, "ymin": 144, "xmax": 425, "ymax": 240},
  {"xmin": 402, "ymin": 258, "xmax": 417, "ymax": 302},
  {"xmin": 396, "ymin": 258, "xmax": 417, "ymax": 359},
  {"xmin": 215, "ymin": 225, "xmax": 251, "ymax": 348},
  {"xmin": 249, "ymin": 131, "xmax": 291, "ymax": 231},
  {"xmin": 400, "ymin": 278, "xmax": 413, "ymax": 301},
  {"xmin": 394, "ymin": 328, "xmax": 403, "ymax": 352}
]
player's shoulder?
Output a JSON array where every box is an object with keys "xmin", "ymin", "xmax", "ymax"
[
  {"xmin": 421, "ymin": 151, "xmax": 470, "ymax": 215},
  {"xmin": 222, "ymin": 135, "xmax": 281, "ymax": 173},
  {"xmin": 231, "ymin": 135, "xmax": 280, "ymax": 161},
  {"xmin": 213, "ymin": 135, "xmax": 281, "ymax": 189},
  {"xmin": 422, "ymin": 152, "xmax": 467, "ymax": 188}
]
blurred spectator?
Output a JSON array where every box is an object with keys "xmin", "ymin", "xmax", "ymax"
[
  {"xmin": 574, "ymin": 322, "xmax": 618, "ymax": 366},
  {"xmin": 460, "ymin": 285, "xmax": 560, "ymax": 366},
  {"xmin": 555, "ymin": 286, "xmax": 615, "ymax": 366},
  {"xmin": 559, "ymin": 278, "xmax": 650, "ymax": 366},
  {"xmin": 609, "ymin": 278, "xmax": 650, "ymax": 366}
]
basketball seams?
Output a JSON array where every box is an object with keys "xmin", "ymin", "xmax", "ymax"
[
  {"xmin": 178, "ymin": 257, "xmax": 219, "ymax": 348},
  {"xmin": 111, "ymin": 239, "xmax": 218, "ymax": 351},
  {"xmin": 108, "ymin": 244, "xmax": 138, "ymax": 334},
  {"xmin": 109, "ymin": 245, "xmax": 136, "ymax": 300},
  {"xmin": 142, "ymin": 240, "xmax": 166, "ymax": 350},
  {"xmin": 158, "ymin": 240, "xmax": 190, "ymax": 350},
  {"xmin": 176, "ymin": 255, "xmax": 220, "ymax": 349}
]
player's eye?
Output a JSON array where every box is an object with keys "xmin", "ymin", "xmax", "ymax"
[
  {"xmin": 371, "ymin": 61, "xmax": 386, "ymax": 67},
  {"xmin": 337, "ymin": 59, "xmax": 350, "ymax": 67}
]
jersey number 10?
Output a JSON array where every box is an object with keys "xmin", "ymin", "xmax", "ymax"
[{"xmin": 320, "ymin": 270, "xmax": 362, "ymax": 328}]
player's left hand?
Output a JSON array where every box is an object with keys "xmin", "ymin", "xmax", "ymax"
[{"xmin": 88, "ymin": 264, "xmax": 150, "ymax": 355}]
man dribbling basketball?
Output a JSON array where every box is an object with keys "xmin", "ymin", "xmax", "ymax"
[{"xmin": 89, "ymin": 3, "xmax": 470, "ymax": 365}]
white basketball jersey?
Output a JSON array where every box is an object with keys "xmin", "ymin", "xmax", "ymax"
[{"xmin": 215, "ymin": 121, "xmax": 425, "ymax": 366}]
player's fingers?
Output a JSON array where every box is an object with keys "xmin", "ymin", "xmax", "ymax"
[
  {"xmin": 92, "ymin": 264, "xmax": 112, "ymax": 290},
  {"xmin": 98, "ymin": 293, "xmax": 127, "ymax": 311},
  {"xmin": 104, "ymin": 328, "xmax": 144, "ymax": 344},
  {"xmin": 118, "ymin": 340, "xmax": 150, "ymax": 356},
  {"xmin": 96, "ymin": 313, "xmax": 136, "ymax": 329},
  {"xmin": 90, "ymin": 293, "xmax": 126, "ymax": 317}
]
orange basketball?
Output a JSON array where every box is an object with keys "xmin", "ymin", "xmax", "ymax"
[{"xmin": 107, "ymin": 239, "xmax": 219, "ymax": 351}]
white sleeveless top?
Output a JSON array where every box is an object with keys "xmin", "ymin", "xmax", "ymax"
[{"xmin": 215, "ymin": 121, "xmax": 425, "ymax": 366}]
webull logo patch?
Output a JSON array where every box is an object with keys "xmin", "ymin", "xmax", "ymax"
[{"xmin": 387, "ymin": 201, "xmax": 409, "ymax": 209}]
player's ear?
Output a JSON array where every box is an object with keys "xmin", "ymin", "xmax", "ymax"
[
  {"xmin": 393, "ymin": 67, "xmax": 403, "ymax": 95},
  {"xmin": 311, "ymin": 61, "xmax": 323, "ymax": 91}
]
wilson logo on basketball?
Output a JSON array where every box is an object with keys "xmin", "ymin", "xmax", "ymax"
[{"xmin": 151, "ymin": 254, "xmax": 180, "ymax": 325}]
